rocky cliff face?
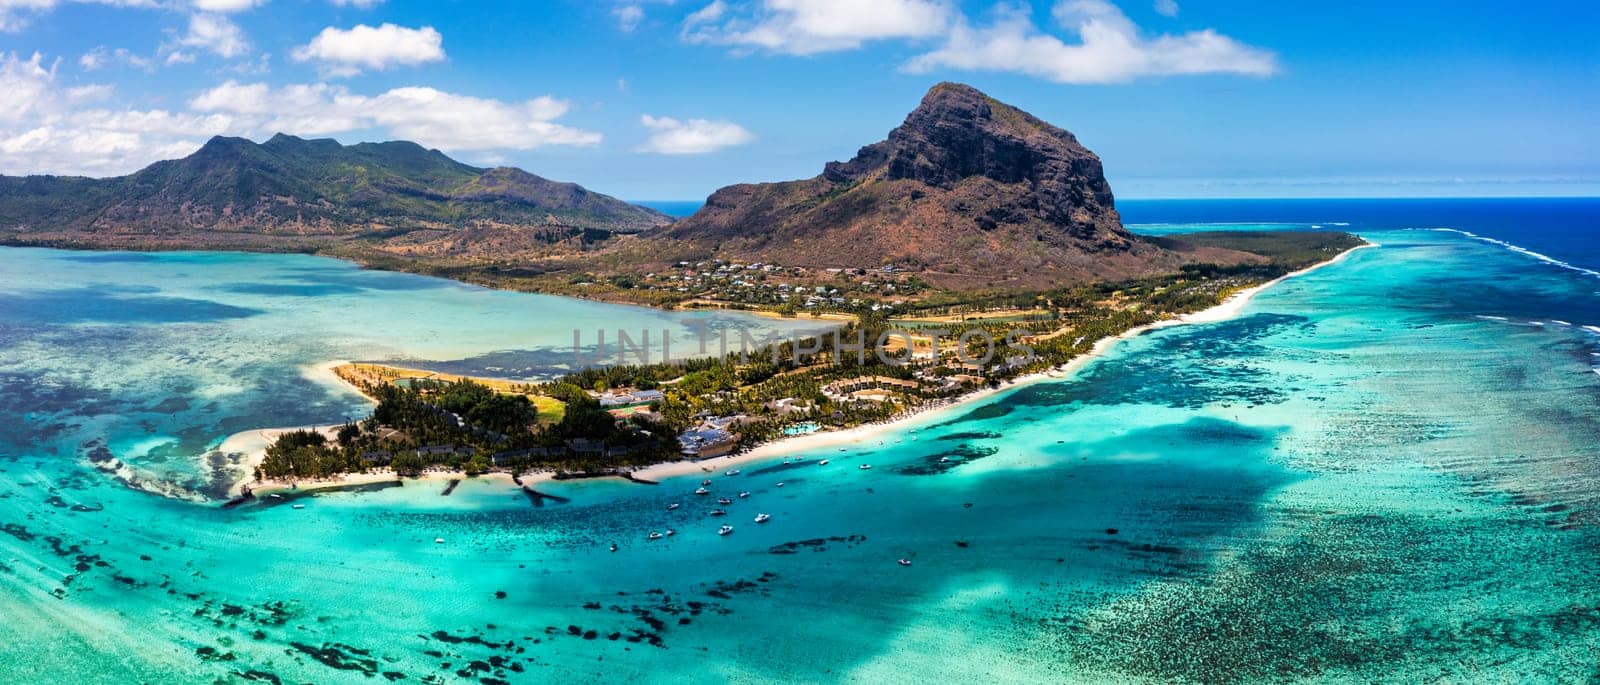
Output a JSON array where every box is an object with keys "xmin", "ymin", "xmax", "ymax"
[{"xmin": 662, "ymin": 82, "xmax": 1190, "ymax": 289}]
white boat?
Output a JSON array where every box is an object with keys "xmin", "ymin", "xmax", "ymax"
[
  {"xmin": 898, "ymin": 558, "xmax": 912, "ymax": 567},
  {"xmin": 709, "ymin": 509, "xmax": 727, "ymax": 516},
  {"xmin": 647, "ymin": 531, "xmax": 663, "ymax": 540},
  {"xmin": 738, "ymin": 491, "xmax": 750, "ymax": 498},
  {"xmin": 726, "ymin": 469, "xmax": 741, "ymax": 476},
  {"xmin": 667, "ymin": 503, "xmax": 681, "ymax": 510},
  {"xmin": 701, "ymin": 479, "xmax": 712, "ymax": 486},
  {"xmin": 754, "ymin": 513, "xmax": 771, "ymax": 524},
  {"xmin": 837, "ymin": 447, "xmax": 846, "ymax": 452},
  {"xmin": 434, "ymin": 538, "xmax": 445, "ymax": 544},
  {"xmin": 775, "ymin": 482, "xmax": 785, "ymax": 488},
  {"xmin": 718, "ymin": 525, "xmax": 734, "ymax": 536},
  {"xmin": 717, "ymin": 497, "xmax": 733, "ymax": 505},
  {"xmin": 694, "ymin": 487, "xmax": 710, "ymax": 495},
  {"xmin": 859, "ymin": 464, "xmax": 872, "ymax": 470},
  {"xmin": 818, "ymin": 459, "xmax": 829, "ymax": 466},
  {"xmin": 609, "ymin": 543, "xmax": 618, "ymax": 552},
  {"xmin": 939, "ymin": 456, "xmax": 949, "ymax": 463},
  {"xmin": 665, "ymin": 529, "xmax": 676, "ymax": 537},
  {"xmin": 291, "ymin": 504, "xmax": 305, "ymax": 509},
  {"xmin": 268, "ymin": 493, "xmax": 283, "ymax": 499}
]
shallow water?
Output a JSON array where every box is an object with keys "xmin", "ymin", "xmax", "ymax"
[{"xmin": 2, "ymin": 212, "xmax": 1600, "ymax": 682}]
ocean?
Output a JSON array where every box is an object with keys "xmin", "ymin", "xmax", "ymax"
[{"xmin": 0, "ymin": 198, "xmax": 1597, "ymax": 682}]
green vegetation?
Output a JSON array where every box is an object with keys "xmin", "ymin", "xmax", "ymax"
[{"xmin": 256, "ymin": 231, "xmax": 1364, "ymax": 485}]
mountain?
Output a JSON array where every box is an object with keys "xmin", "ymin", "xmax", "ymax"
[
  {"xmin": 659, "ymin": 82, "xmax": 1238, "ymax": 289},
  {"xmin": 0, "ymin": 134, "xmax": 670, "ymax": 250}
]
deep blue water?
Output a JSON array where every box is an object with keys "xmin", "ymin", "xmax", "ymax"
[{"xmin": 1118, "ymin": 197, "xmax": 1600, "ymax": 272}]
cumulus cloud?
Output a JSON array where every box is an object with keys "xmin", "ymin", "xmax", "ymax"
[
  {"xmin": 191, "ymin": 0, "xmax": 263, "ymax": 12},
  {"xmin": 904, "ymin": 0, "xmax": 1277, "ymax": 84},
  {"xmin": 638, "ymin": 114, "xmax": 753, "ymax": 154},
  {"xmin": 329, "ymin": 0, "xmax": 383, "ymax": 6},
  {"xmin": 0, "ymin": 52, "xmax": 601, "ymax": 176},
  {"xmin": 683, "ymin": 0, "xmax": 952, "ymax": 55},
  {"xmin": 174, "ymin": 13, "xmax": 251, "ymax": 58},
  {"xmin": 1152, "ymin": 0, "xmax": 1178, "ymax": 17},
  {"xmin": 292, "ymin": 23, "xmax": 444, "ymax": 77}
]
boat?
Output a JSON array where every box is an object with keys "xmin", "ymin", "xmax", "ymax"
[
  {"xmin": 838, "ymin": 447, "xmax": 846, "ymax": 452},
  {"xmin": 859, "ymin": 464, "xmax": 873, "ymax": 470},
  {"xmin": 268, "ymin": 493, "xmax": 283, "ymax": 499},
  {"xmin": 609, "ymin": 543, "xmax": 619, "ymax": 552},
  {"xmin": 291, "ymin": 504, "xmax": 305, "ymax": 510},
  {"xmin": 434, "ymin": 538, "xmax": 445, "ymax": 544},
  {"xmin": 701, "ymin": 479, "xmax": 712, "ymax": 486},
  {"xmin": 647, "ymin": 532, "xmax": 663, "ymax": 541},
  {"xmin": 717, "ymin": 497, "xmax": 733, "ymax": 505},
  {"xmin": 939, "ymin": 456, "xmax": 949, "ymax": 463},
  {"xmin": 709, "ymin": 509, "xmax": 727, "ymax": 516},
  {"xmin": 726, "ymin": 469, "xmax": 741, "ymax": 476},
  {"xmin": 775, "ymin": 482, "xmax": 785, "ymax": 488},
  {"xmin": 694, "ymin": 487, "xmax": 710, "ymax": 495},
  {"xmin": 818, "ymin": 459, "xmax": 829, "ymax": 466},
  {"xmin": 898, "ymin": 558, "xmax": 912, "ymax": 566},
  {"xmin": 665, "ymin": 529, "xmax": 676, "ymax": 537},
  {"xmin": 718, "ymin": 525, "xmax": 734, "ymax": 536},
  {"xmin": 667, "ymin": 503, "xmax": 681, "ymax": 510},
  {"xmin": 754, "ymin": 513, "xmax": 771, "ymax": 524},
  {"xmin": 738, "ymin": 491, "xmax": 750, "ymax": 499}
]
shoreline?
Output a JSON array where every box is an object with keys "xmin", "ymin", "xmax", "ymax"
[
  {"xmin": 222, "ymin": 242, "xmax": 1374, "ymax": 500},
  {"xmin": 631, "ymin": 242, "xmax": 1376, "ymax": 481}
]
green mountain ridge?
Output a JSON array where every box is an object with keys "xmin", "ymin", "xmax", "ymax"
[{"xmin": 0, "ymin": 133, "xmax": 670, "ymax": 241}]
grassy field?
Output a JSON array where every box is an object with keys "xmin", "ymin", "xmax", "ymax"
[{"xmin": 333, "ymin": 362, "xmax": 567, "ymax": 424}]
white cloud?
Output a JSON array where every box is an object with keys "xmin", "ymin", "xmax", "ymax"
[
  {"xmin": 191, "ymin": 0, "xmax": 263, "ymax": 12},
  {"xmin": 0, "ymin": 52, "xmax": 601, "ymax": 176},
  {"xmin": 615, "ymin": 3, "xmax": 644, "ymax": 32},
  {"xmin": 175, "ymin": 13, "xmax": 250, "ymax": 58},
  {"xmin": 329, "ymin": 0, "xmax": 382, "ymax": 6},
  {"xmin": 683, "ymin": 0, "xmax": 952, "ymax": 55},
  {"xmin": 1153, "ymin": 0, "xmax": 1178, "ymax": 18},
  {"xmin": 0, "ymin": 51, "xmax": 229, "ymax": 175},
  {"xmin": 2, "ymin": 0, "xmax": 159, "ymax": 32},
  {"xmin": 904, "ymin": 0, "xmax": 1277, "ymax": 84},
  {"xmin": 291, "ymin": 23, "xmax": 444, "ymax": 76},
  {"xmin": 185, "ymin": 81, "xmax": 602, "ymax": 151},
  {"xmin": 79, "ymin": 46, "xmax": 154, "ymax": 71},
  {"xmin": 638, "ymin": 114, "xmax": 753, "ymax": 154}
]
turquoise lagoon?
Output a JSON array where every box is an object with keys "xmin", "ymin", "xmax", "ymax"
[{"xmin": 3, "ymin": 206, "xmax": 1600, "ymax": 681}]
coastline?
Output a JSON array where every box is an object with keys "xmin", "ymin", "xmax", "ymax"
[
  {"xmin": 222, "ymin": 242, "xmax": 1373, "ymax": 500},
  {"xmin": 633, "ymin": 242, "xmax": 1376, "ymax": 481}
]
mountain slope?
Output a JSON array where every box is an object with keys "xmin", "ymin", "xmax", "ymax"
[
  {"xmin": 0, "ymin": 134, "xmax": 670, "ymax": 244},
  {"xmin": 659, "ymin": 82, "xmax": 1238, "ymax": 289}
]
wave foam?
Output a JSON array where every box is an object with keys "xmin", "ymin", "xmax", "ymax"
[{"xmin": 1430, "ymin": 228, "xmax": 1600, "ymax": 280}]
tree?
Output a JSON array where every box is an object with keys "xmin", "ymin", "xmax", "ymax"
[
  {"xmin": 391, "ymin": 453, "xmax": 425, "ymax": 478},
  {"xmin": 463, "ymin": 456, "xmax": 492, "ymax": 477}
]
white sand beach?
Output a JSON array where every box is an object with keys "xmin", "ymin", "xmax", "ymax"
[{"xmin": 224, "ymin": 243, "xmax": 1374, "ymax": 497}]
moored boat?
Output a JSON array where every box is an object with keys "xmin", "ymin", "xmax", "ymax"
[
  {"xmin": 718, "ymin": 525, "xmax": 734, "ymax": 536},
  {"xmin": 754, "ymin": 513, "xmax": 771, "ymax": 523}
]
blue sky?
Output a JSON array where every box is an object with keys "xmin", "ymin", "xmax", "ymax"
[{"xmin": 1, "ymin": 0, "xmax": 1596, "ymax": 200}]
